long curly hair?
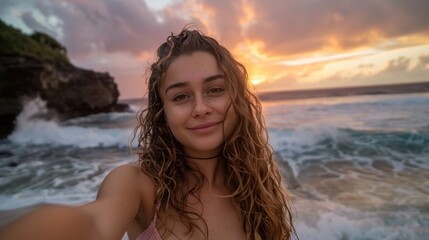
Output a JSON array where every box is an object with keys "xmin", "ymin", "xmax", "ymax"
[{"xmin": 134, "ymin": 26, "xmax": 296, "ymax": 239}]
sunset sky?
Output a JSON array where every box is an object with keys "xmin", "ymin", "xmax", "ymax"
[{"xmin": 1, "ymin": 0, "xmax": 429, "ymax": 99}]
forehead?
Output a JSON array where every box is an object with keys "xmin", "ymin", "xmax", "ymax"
[{"xmin": 163, "ymin": 51, "xmax": 221, "ymax": 85}]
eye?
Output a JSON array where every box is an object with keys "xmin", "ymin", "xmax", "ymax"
[
  {"xmin": 172, "ymin": 94, "xmax": 190, "ymax": 102},
  {"xmin": 207, "ymin": 87, "xmax": 225, "ymax": 95}
]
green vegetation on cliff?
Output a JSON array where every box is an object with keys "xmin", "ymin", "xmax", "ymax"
[{"xmin": 0, "ymin": 19, "xmax": 69, "ymax": 63}]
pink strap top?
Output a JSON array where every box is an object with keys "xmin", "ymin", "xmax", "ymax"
[{"xmin": 135, "ymin": 204, "xmax": 162, "ymax": 240}]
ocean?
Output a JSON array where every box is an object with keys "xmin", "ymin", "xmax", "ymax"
[{"xmin": 0, "ymin": 92, "xmax": 428, "ymax": 239}]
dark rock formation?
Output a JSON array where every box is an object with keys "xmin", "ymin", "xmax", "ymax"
[
  {"xmin": 0, "ymin": 56, "xmax": 126, "ymax": 138},
  {"xmin": 0, "ymin": 19, "xmax": 129, "ymax": 138}
]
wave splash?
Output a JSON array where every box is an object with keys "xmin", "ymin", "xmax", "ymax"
[
  {"xmin": 270, "ymin": 122, "xmax": 429, "ymax": 170},
  {"xmin": 8, "ymin": 98, "xmax": 134, "ymax": 148}
]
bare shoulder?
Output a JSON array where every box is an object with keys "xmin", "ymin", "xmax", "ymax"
[
  {"xmin": 97, "ymin": 163, "xmax": 156, "ymax": 203},
  {"xmin": 103, "ymin": 164, "xmax": 146, "ymax": 181},
  {"xmin": 79, "ymin": 164, "xmax": 157, "ymax": 240},
  {"xmin": 101, "ymin": 164, "xmax": 145, "ymax": 185}
]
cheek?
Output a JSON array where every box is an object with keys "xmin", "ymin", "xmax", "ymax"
[{"xmin": 163, "ymin": 105, "xmax": 189, "ymax": 128}]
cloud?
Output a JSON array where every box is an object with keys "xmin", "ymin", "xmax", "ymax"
[
  {"xmin": 255, "ymin": 74, "xmax": 302, "ymax": 93},
  {"xmin": 418, "ymin": 54, "xmax": 429, "ymax": 65},
  {"xmin": 14, "ymin": 0, "xmax": 201, "ymax": 58},
  {"xmin": 0, "ymin": 0, "xmax": 25, "ymax": 15},
  {"xmin": 245, "ymin": 0, "xmax": 429, "ymax": 56},
  {"xmin": 371, "ymin": 54, "xmax": 428, "ymax": 77},
  {"xmin": 6, "ymin": 0, "xmax": 429, "ymax": 60},
  {"xmin": 382, "ymin": 56, "xmax": 411, "ymax": 73},
  {"xmin": 321, "ymin": 55, "xmax": 429, "ymax": 87},
  {"xmin": 257, "ymin": 53, "xmax": 429, "ymax": 92},
  {"xmin": 21, "ymin": 11, "xmax": 58, "ymax": 37}
]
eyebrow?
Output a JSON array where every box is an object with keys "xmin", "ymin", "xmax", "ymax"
[{"xmin": 164, "ymin": 74, "xmax": 225, "ymax": 95}]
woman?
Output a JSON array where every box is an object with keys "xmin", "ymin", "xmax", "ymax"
[{"xmin": 0, "ymin": 27, "xmax": 296, "ymax": 240}]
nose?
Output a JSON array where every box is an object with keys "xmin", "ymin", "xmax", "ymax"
[{"xmin": 192, "ymin": 95, "xmax": 212, "ymax": 118}]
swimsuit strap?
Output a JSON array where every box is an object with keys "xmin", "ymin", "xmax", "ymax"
[
  {"xmin": 152, "ymin": 202, "xmax": 160, "ymax": 223},
  {"xmin": 135, "ymin": 202, "xmax": 162, "ymax": 240}
]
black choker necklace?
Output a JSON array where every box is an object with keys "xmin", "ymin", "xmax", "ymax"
[{"xmin": 185, "ymin": 153, "xmax": 221, "ymax": 160}]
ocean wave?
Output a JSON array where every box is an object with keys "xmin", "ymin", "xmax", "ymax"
[
  {"xmin": 295, "ymin": 207, "xmax": 428, "ymax": 240},
  {"xmin": 7, "ymin": 98, "xmax": 134, "ymax": 148},
  {"xmin": 270, "ymin": 123, "xmax": 429, "ymax": 169}
]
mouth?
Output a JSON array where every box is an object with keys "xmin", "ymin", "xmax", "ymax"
[{"xmin": 188, "ymin": 121, "xmax": 222, "ymax": 131}]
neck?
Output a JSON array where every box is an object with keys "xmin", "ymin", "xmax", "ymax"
[{"xmin": 186, "ymin": 154, "xmax": 225, "ymax": 188}]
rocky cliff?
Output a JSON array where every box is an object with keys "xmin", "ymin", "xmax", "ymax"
[{"xmin": 0, "ymin": 20, "xmax": 127, "ymax": 138}]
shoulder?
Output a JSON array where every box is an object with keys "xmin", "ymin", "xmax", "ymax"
[
  {"xmin": 98, "ymin": 164, "xmax": 156, "ymax": 202},
  {"xmin": 104, "ymin": 164, "xmax": 159, "ymax": 235},
  {"xmin": 79, "ymin": 164, "xmax": 157, "ymax": 239},
  {"xmin": 103, "ymin": 164, "xmax": 147, "ymax": 183}
]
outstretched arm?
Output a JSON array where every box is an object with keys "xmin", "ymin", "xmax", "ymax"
[
  {"xmin": 0, "ymin": 204, "xmax": 102, "ymax": 240},
  {"xmin": 0, "ymin": 164, "xmax": 147, "ymax": 240}
]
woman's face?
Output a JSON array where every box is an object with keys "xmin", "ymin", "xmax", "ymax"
[{"xmin": 161, "ymin": 51, "xmax": 236, "ymax": 158}]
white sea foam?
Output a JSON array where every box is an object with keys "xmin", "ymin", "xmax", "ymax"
[
  {"xmin": 269, "ymin": 123, "xmax": 347, "ymax": 155},
  {"xmin": 293, "ymin": 198, "xmax": 429, "ymax": 240},
  {"xmin": 0, "ymin": 157, "xmax": 131, "ymax": 210},
  {"xmin": 65, "ymin": 111, "xmax": 134, "ymax": 124},
  {"xmin": 295, "ymin": 210, "xmax": 422, "ymax": 240},
  {"xmin": 8, "ymin": 98, "xmax": 134, "ymax": 148}
]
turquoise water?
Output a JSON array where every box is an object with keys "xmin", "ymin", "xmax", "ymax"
[{"xmin": 1, "ymin": 93, "xmax": 428, "ymax": 239}]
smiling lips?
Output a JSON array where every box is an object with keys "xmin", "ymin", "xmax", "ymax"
[{"xmin": 188, "ymin": 121, "xmax": 222, "ymax": 134}]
